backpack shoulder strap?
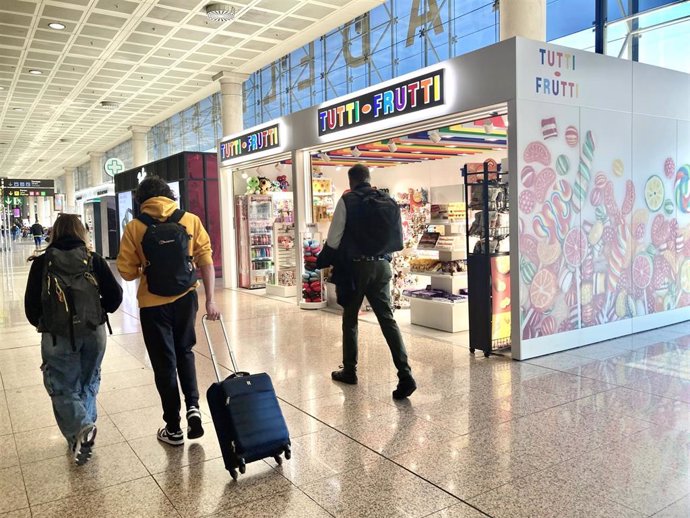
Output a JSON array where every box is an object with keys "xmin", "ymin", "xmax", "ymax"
[
  {"xmin": 168, "ymin": 209, "xmax": 185, "ymax": 224},
  {"xmin": 137, "ymin": 213, "xmax": 156, "ymax": 226}
]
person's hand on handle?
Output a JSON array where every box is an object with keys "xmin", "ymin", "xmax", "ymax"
[{"xmin": 205, "ymin": 300, "xmax": 221, "ymax": 321}]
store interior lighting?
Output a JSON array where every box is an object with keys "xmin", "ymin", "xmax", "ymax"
[
  {"xmin": 387, "ymin": 140, "xmax": 397, "ymax": 152},
  {"xmin": 352, "ymin": 146, "xmax": 362, "ymax": 157},
  {"xmin": 319, "ymin": 152, "xmax": 331, "ymax": 162},
  {"xmin": 483, "ymin": 120, "xmax": 495, "ymax": 133},
  {"xmin": 48, "ymin": 22, "xmax": 66, "ymax": 30}
]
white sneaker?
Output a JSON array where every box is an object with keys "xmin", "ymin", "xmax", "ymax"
[
  {"xmin": 157, "ymin": 426, "xmax": 184, "ymax": 446},
  {"xmin": 74, "ymin": 424, "xmax": 97, "ymax": 465}
]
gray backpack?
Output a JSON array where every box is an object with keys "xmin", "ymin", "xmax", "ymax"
[{"xmin": 41, "ymin": 246, "xmax": 103, "ymax": 345}]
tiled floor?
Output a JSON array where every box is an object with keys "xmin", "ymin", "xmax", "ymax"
[{"xmin": 0, "ymin": 241, "xmax": 688, "ymax": 517}]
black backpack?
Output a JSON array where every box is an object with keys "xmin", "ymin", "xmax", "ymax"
[
  {"xmin": 344, "ymin": 189, "xmax": 404, "ymax": 257},
  {"xmin": 137, "ymin": 210, "xmax": 195, "ymax": 296},
  {"xmin": 41, "ymin": 246, "xmax": 103, "ymax": 343}
]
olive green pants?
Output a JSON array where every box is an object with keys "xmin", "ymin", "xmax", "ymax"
[{"xmin": 341, "ymin": 260, "xmax": 412, "ymax": 380}]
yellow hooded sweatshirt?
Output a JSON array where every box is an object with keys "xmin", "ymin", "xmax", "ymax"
[{"xmin": 117, "ymin": 196, "xmax": 213, "ymax": 308}]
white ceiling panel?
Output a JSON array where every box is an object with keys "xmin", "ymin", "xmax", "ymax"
[{"xmin": 0, "ymin": 0, "xmax": 384, "ymax": 178}]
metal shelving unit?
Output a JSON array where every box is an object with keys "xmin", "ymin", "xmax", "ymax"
[{"xmin": 463, "ymin": 161, "xmax": 511, "ymax": 357}]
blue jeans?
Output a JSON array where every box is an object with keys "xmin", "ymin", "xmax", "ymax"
[{"xmin": 41, "ymin": 326, "xmax": 107, "ymax": 444}]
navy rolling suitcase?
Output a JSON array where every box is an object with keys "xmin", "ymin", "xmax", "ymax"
[{"xmin": 203, "ymin": 315, "xmax": 291, "ymax": 480}]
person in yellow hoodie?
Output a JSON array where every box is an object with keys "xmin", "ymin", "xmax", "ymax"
[{"xmin": 117, "ymin": 176, "xmax": 221, "ymax": 446}]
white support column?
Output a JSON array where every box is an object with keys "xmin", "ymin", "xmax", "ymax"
[
  {"xmin": 88, "ymin": 151, "xmax": 104, "ymax": 188},
  {"xmin": 28, "ymin": 195, "xmax": 36, "ymax": 223},
  {"xmin": 129, "ymin": 125, "xmax": 150, "ymax": 167},
  {"xmin": 213, "ymin": 71, "xmax": 248, "ymax": 137},
  {"xmin": 214, "ymin": 71, "xmax": 247, "ymax": 289},
  {"xmin": 500, "ymin": 0, "xmax": 546, "ymax": 41},
  {"xmin": 63, "ymin": 167, "xmax": 75, "ymax": 214}
]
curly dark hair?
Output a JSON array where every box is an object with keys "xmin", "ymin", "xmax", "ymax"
[{"xmin": 135, "ymin": 175, "xmax": 176, "ymax": 204}]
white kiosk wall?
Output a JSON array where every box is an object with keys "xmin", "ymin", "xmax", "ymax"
[{"xmin": 512, "ymin": 39, "xmax": 690, "ymax": 360}]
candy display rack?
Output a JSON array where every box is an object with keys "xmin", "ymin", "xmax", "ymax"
[
  {"xmin": 406, "ymin": 218, "xmax": 470, "ymax": 333},
  {"xmin": 266, "ymin": 222, "xmax": 297, "ymax": 298},
  {"xmin": 300, "ymin": 227, "xmax": 327, "ymax": 309},
  {"xmin": 463, "ymin": 161, "xmax": 511, "ymax": 356}
]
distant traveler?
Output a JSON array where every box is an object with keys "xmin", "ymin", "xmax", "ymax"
[
  {"xmin": 31, "ymin": 218, "xmax": 44, "ymax": 248},
  {"xmin": 24, "ymin": 214, "xmax": 123, "ymax": 465},
  {"xmin": 117, "ymin": 176, "xmax": 220, "ymax": 446},
  {"xmin": 11, "ymin": 222, "xmax": 20, "ymax": 241},
  {"xmin": 318, "ymin": 164, "xmax": 416, "ymax": 399}
]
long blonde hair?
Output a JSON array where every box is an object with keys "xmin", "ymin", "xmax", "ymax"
[{"xmin": 28, "ymin": 214, "xmax": 89, "ymax": 262}]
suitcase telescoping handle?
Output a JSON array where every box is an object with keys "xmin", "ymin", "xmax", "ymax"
[{"xmin": 202, "ymin": 314, "xmax": 240, "ymax": 383}]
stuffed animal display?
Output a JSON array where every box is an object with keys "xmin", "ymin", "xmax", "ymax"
[
  {"xmin": 277, "ymin": 175, "xmax": 290, "ymax": 191},
  {"xmin": 246, "ymin": 176, "xmax": 260, "ymax": 194},
  {"xmin": 302, "ymin": 238, "xmax": 322, "ymax": 303},
  {"xmin": 258, "ymin": 177, "xmax": 272, "ymax": 195}
]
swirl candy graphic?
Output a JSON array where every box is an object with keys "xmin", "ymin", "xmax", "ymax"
[
  {"xmin": 675, "ymin": 164, "xmax": 690, "ymax": 214},
  {"xmin": 573, "ymin": 131, "xmax": 595, "ymax": 213}
]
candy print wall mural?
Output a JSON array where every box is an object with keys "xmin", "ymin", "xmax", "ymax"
[{"xmin": 518, "ymin": 103, "xmax": 690, "ymax": 342}]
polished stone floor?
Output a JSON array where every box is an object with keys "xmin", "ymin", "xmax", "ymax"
[{"xmin": 0, "ymin": 241, "xmax": 688, "ymax": 517}]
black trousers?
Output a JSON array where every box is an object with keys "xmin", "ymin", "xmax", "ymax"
[
  {"xmin": 140, "ymin": 290, "xmax": 199, "ymax": 430},
  {"xmin": 342, "ymin": 260, "xmax": 412, "ymax": 380}
]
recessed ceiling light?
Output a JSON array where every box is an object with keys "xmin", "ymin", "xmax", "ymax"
[
  {"xmin": 412, "ymin": 151, "xmax": 423, "ymax": 154},
  {"xmin": 0, "ymin": 86, "xmax": 5, "ymax": 90},
  {"xmin": 205, "ymin": 3, "xmax": 236, "ymax": 22},
  {"xmin": 29, "ymin": 69, "xmax": 42, "ymax": 75},
  {"xmin": 13, "ymin": 108, "xmax": 23, "ymax": 111},
  {"xmin": 48, "ymin": 22, "xmax": 66, "ymax": 30}
]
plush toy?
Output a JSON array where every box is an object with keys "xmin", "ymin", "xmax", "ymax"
[
  {"xmin": 277, "ymin": 175, "xmax": 290, "ymax": 191},
  {"xmin": 246, "ymin": 176, "xmax": 260, "ymax": 194},
  {"xmin": 271, "ymin": 180, "xmax": 281, "ymax": 192},
  {"xmin": 258, "ymin": 177, "xmax": 272, "ymax": 195}
]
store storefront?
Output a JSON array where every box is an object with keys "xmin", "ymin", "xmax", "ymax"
[
  {"xmin": 217, "ymin": 123, "xmax": 298, "ymax": 298},
  {"xmin": 114, "ymin": 151, "xmax": 222, "ymax": 276},
  {"xmin": 219, "ymin": 37, "xmax": 690, "ymax": 360}
]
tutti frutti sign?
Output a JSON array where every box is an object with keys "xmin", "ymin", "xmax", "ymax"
[
  {"xmin": 318, "ymin": 69, "xmax": 445, "ymax": 136},
  {"xmin": 220, "ymin": 124, "xmax": 280, "ymax": 161}
]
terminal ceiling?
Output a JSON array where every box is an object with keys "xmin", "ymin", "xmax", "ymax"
[{"xmin": 0, "ymin": 0, "xmax": 383, "ymax": 180}]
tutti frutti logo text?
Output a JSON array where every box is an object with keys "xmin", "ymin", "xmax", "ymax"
[
  {"xmin": 318, "ymin": 69, "xmax": 444, "ymax": 136},
  {"xmin": 535, "ymin": 48, "xmax": 579, "ymax": 99},
  {"xmin": 221, "ymin": 124, "xmax": 280, "ymax": 160}
]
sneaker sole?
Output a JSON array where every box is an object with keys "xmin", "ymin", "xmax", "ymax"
[
  {"xmin": 74, "ymin": 425, "xmax": 97, "ymax": 465},
  {"xmin": 187, "ymin": 416, "xmax": 204, "ymax": 440},
  {"xmin": 157, "ymin": 434, "xmax": 184, "ymax": 447}
]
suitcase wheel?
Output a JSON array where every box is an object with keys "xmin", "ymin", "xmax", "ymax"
[
  {"xmin": 284, "ymin": 445, "xmax": 292, "ymax": 460},
  {"xmin": 229, "ymin": 468, "xmax": 238, "ymax": 480},
  {"xmin": 238, "ymin": 459, "xmax": 246, "ymax": 474},
  {"xmin": 274, "ymin": 455, "xmax": 283, "ymax": 465}
]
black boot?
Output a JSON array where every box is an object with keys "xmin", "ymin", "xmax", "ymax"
[
  {"xmin": 331, "ymin": 368, "xmax": 358, "ymax": 385},
  {"xmin": 392, "ymin": 377, "xmax": 417, "ymax": 399}
]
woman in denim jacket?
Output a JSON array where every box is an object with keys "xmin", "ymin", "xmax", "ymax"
[{"xmin": 24, "ymin": 214, "xmax": 122, "ymax": 465}]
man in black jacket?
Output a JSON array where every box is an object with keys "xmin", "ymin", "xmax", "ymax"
[{"xmin": 324, "ymin": 164, "xmax": 416, "ymax": 399}]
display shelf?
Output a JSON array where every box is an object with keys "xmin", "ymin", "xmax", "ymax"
[
  {"xmin": 438, "ymin": 250, "xmax": 467, "ymax": 262},
  {"xmin": 463, "ymin": 160, "xmax": 511, "ymax": 356},
  {"xmin": 409, "ymin": 297, "xmax": 469, "ymax": 333},
  {"xmin": 300, "ymin": 228, "xmax": 326, "ymax": 309},
  {"xmin": 251, "ymin": 244, "xmax": 272, "ymax": 248},
  {"xmin": 251, "ymin": 257, "xmax": 273, "ymax": 261},
  {"xmin": 313, "ymin": 192, "xmax": 333, "ymax": 197},
  {"xmin": 268, "ymin": 222, "xmax": 297, "ymax": 298},
  {"xmin": 409, "ymin": 270, "xmax": 466, "ymax": 277}
]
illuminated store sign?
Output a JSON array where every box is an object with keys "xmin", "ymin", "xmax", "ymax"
[
  {"xmin": 220, "ymin": 124, "xmax": 280, "ymax": 160},
  {"xmin": 317, "ymin": 69, "xmax": 444, "ymax": 136}
]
